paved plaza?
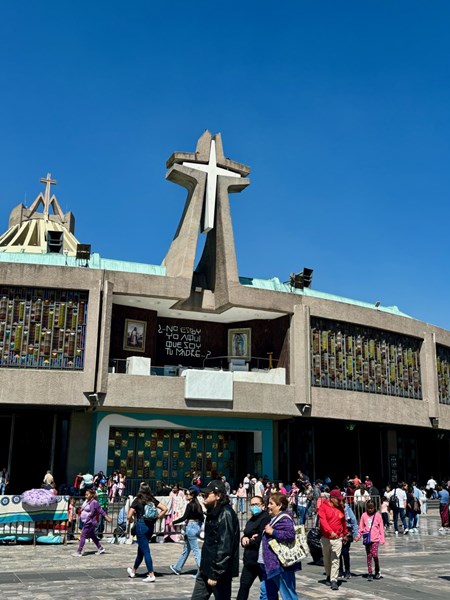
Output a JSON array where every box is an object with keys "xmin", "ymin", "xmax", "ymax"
[{"xmin": 0, "ymin": 516, "xmax": 448, "ymax": 599}]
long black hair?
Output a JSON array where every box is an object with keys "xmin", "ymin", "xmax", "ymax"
[{"xmin": 136, "ymin": 482, "xmax": 157, "ymax": 505}]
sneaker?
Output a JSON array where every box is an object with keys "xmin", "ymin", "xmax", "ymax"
[
  {"xmin": 374, "ymin": 573, "xmax": 383, "ymax": 580},
  {"xmin": 127, "ymin": 567, "xmax": 136, "ymax": 578},
  {"xmin": 338, "ymin": 571, "xmax": 344, "ymax": 578},
  {"xmin": 96, "ymin": 547, "xmax": 105, "ymax": 555},
  {"xmin": 438, "ymin": 526, "xmax": 445, "ymax": 532},
  {"xmin": 325, "ymin": 576, "xmax": 331, "ymax": 586},
  {"xmin": 367, "ymin": 574, "xmax": 373, "ymax": 582},
  {"xmin": 403, "ymin": 528, "xmax": 409, "ymax": 535},
  {"xmin": 344, "ymin": 571, "xmax": 351, "ymax": 579},
  {"xmin": 394, "ymin": 531, "xmax": 399, "ymax": 535},
  {"xmin": 170, "ymin": 565, "xmax": 181, "ymax": 575},
  {"xmin": 72, "ymin": 552, "xmax": 82, "ymax": 557},
  {"xmin": 330, "ymin": 581, "xmax": 339, "ymax": 591},
  {"xmin": 142, "ymin": 575, "xmax": 156, "ymax": 583}
]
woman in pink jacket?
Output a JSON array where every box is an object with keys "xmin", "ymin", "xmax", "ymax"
[{"xmin": 356, "ymin": 500, "xmax": 385, "ymax": 581}]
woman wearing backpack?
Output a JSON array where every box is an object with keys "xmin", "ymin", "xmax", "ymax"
[{"xmin": 127, "ymin": 482, "xmax": 168, "ymax": 582}]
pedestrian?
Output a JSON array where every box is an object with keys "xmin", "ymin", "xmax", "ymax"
[
  {"xmin": 170, "ymin": 488, "xmax": 204, "ymax": 576},
  {"xmin": 243, "ymin": 473, "xmax": 251, "ymax": 497},
  {"xmin": 236, "ymin": 495, "xmax": 271, "ymax": 600},
  {"xmin": 259, "ymin": 491, "xmax": 300, "ymax": 599},
  {"xmin": 221, "ymin": 475, "xmax": 231, "ymax": 496},
  {"xmin": 126, "ymin": 482, "xmax": 168, "ymax": 582},
  {"xmin": 355, "ymin": 500, "xmax": 385, "ymax": 581},
  {"xmin": 165, "ymin": 484, "xmax": 186, "ymax": 539},
  {"xmin": 255, "ymin": 477, "xmax": 265, "ymax": 498},
  {"xmin": 317, "ymin": 488, "xmax": 348, "ymax": 591},
  {"xmin": 339, "ymin": 499, "xmax": 358, "ymax": 579},
  {"xmin": 380, "ymin": 496, "xmax": 389, "ymax": 529},
  {"xmin": 406, "ymin": 485, "xmax": 420, "ymax": 533},
  {"xmin": 288, "ymin": 483, "xmax": 299, "ymax": 519},
  {"xmin": 0, "ymin": 467, "xmax": 9, "ymax": 495},
  {"xmin": 96, "ymin": 479, "xmax": 109, "ymax": 538},
  {"xmin": 437, "ymin": 484, "xmax": 449, "ymax": 531},
  {"xmin": 67, "ymin": 496, "xmax": 77, "ymax": 540},
  {"xmin": 297, "ymin": 486, "xmax": 309, "ymax": 525},
  {"xmin": 117, "ymin": 472, "xmax": 126, "ymax": 499},
  {"xmin": 72, "ymin": 488, "xmax": 112, "ymax": 556},
  {"xmin": 237, "ymin": 483, "xmax": 247, "ymax": 513},
  {"xmin": 191, "ymin": 480, "xmax": 240, "ymax": 600},
  {"xmin": 386, "ymin": 482, "xmax": 408, "ymax": 535}
]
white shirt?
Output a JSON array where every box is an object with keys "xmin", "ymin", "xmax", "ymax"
[
  {"xmin": 243, "ymin": 476, "xmax": 250, "ymax": 490},
  {"xmin": 255, "ymin": 481, "xmax": 265, "ymax": 496},
  {"xmin": 426, "ymin": 478, "xmax": 437, "ymax": 489},
  {"xmin": 354, "ymin": 489, "xmax": 370, "ymax": 502},
  {"xmin": 387, "ymin": 487, "xmax": 407, "ymax": 507}
]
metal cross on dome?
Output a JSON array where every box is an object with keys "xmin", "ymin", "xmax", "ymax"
[{"xmin": 182, "ymin": 139, "xmax": 242, "ymax": 234}]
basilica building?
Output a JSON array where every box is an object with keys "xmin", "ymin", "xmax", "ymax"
[{"xmin": 0, "ymin": 131, "xmax": 449, "ymax": 492}]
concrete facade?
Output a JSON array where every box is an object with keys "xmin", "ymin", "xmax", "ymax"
[{"xmin": 0, "ymin": 131, "xmax": 449, "ymax": 491}]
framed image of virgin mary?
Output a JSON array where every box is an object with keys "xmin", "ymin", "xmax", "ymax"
[
  {"xmin": 228, "ymin": 328, "xmax": 251, "ymax": 361},
  {"xmin": 123, "ymin": 319, "xmax": 146, "ymax": 352}
]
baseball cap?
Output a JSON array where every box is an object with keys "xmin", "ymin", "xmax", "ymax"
[
  {"xmin": 99, "ymin": 479, "xmax": 107, "ymax": 484},
  {"xmin": 330, "ymin": 489, "xmax": 343, "ymax": 499},
  {"xmin": 200, "ymin": 480, "xmax": 227, "ymax": 495}
]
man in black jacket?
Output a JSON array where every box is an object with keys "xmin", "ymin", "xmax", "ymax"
[
  {"xmin": 236, "ymin": 495, "xmax": 271, "ymax": 600},
  {"xmin": 191, "ymin": 480, "xmax": 240, "ymax": 600}
]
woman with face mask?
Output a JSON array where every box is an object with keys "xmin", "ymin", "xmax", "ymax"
[{"xmin": 237, "ymin": 495, "xmax": 271, "ymax": 600}]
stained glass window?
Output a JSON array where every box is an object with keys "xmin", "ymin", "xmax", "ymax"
[
  {"xmin": 437, "ymin": 345, "xmax": 450, "ymax": 405},
  {"xmin": 0, "ymin": 286, "xmax": 88, "ymax": 370},
  {"xmin": 310, "ymin": 317, "xmax": 422, "ymax": 399}
]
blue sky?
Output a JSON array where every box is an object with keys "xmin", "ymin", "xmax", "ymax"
[{"xmin": 1, "ymin": 2, "xmax": 450, "ymax": 329}]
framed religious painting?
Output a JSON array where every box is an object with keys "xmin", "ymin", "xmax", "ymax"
[
  {"xmin": 123, "ymin": 319, "xmax": 146, "ymax": 352},
  {"xmin": 228, "ymin": 328, "xmax": 251, "ymax": 361}
]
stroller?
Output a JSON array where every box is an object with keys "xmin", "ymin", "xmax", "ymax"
[{"xmin": 113, "ymin": 506, "xmax": 128, "ymax": 544}]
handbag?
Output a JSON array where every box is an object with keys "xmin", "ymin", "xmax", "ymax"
[
  {"xmin": 268, "ymin": 515, "xmax": 308, "ymax": 567},
  {"xmin": 362, "ymin": 513, "xmax": 375, "ymax": 545}
]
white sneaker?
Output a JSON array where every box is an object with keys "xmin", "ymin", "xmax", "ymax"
[
  {"xmin": 127, "ymin": 567, "xmax": 136, "ymax": 578},
  {"xmin": 170, "ymin": 565, "xmax": 181, "ymax": 575},
  {"xmin": 96, "ymin": 547, "xmax": 105, "ymax": 555},
  {"xmin": 438, "ymin": 526, "xmax": 445, "ymax": 532},
  {"xmin": 394, "ymin": 531, "xmax": 398, "ymax": 535},
  {"xmin": 142, "ymin": 575, "xmax": 156, "ymax": 583},
  {"xmin": 72, "ymin": 552, "xmax": 83, "ymax": 557},
  {"xmin": 403, "ymin": 529, "xmax": 409, "ymax": 535}
]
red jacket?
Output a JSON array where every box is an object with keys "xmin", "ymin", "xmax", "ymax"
[{"xmin": 318, "ymin": 500, "xmax": 348, "ymax": 539}]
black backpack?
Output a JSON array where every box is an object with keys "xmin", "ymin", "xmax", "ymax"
[{"xmin": 389, "ymin": 490, "xmax": 399, "ymax": 510}]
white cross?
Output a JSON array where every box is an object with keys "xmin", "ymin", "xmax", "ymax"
[{"xmin": 182, "ymin": 140, "xmax": 241, "ymax": 233}]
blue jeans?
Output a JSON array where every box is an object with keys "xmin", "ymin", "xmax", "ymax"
[
  {"xmin": 393, "ymin": 508, "xmax": 407, "ymax": 532},
  {"xmin": 238, "ymin": 498, "xmax": 246, "ymax": 513},
  {"xmin": 407, "ymin": 510, "xmax": 418, "ymax": 529},
  {"xmin": 262, "ymin": 567, "xmax": 298, "ymax": 600},
  {"xmin": 0, "ymin": 482, "xmax": 5, "ymax": 495},
  {"xmin": 298, "ymin": 506, "xmax": 307, "ymax": 525},
  {"xmin": 174, "ymin": 521, "xmax": 202, "ymax": 572},
  {"xmin": 134, "ymin": 519, "xmax": 155, "ymax": 574}
]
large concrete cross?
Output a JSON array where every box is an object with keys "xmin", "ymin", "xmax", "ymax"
[
  {"xmin": 182, "ymin": 139, "xmax": 242, "ymax": 234},
  {"xmin": 39, "ymin": 172, "xmax": 57, "ymax": 216}
]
